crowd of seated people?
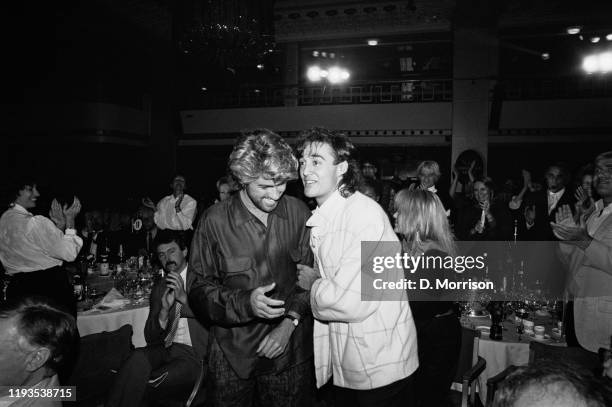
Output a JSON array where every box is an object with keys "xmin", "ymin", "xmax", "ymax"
[{"xmin": 1, "ymin": 131, "xmax": 611, "ymax": 407}]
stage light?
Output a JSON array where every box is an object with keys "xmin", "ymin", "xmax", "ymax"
[
  {"xmin": 367, "ymin": 39, "xmax": 379, "ymax": 46},
  {"xmin": 256, "ymin": 64, "xmax": 264, "ymax": 70},
  {"xmin": 600, "ymin": 52, "xmax": 612, "ymax": 73},
  {"xmin": 306, "ymin": 65, "xmax": 350, "ymax": 83},
  {"xmin": 582, "ymin": 55, "xmax": 599, "ymax": 74},
  {"xmin": 201, "ymin": 87, "xmax": 207, "ymax": 91},
  {"xmin": 567, "ymin": 26, "xmax": 581, "ymax": 35},
  {"xmin": 606, "ymin": 34, "xmax": 612, "ymax": 41},
  {"xmin": 541, "ymin": 53, "xmax": 550, "ymax": 60},
  {"xmin": 590, "ymin": 36, "xmax": 601, "ymax": 43},
  {"xmin": 306, "ymin": 66, "xmax": 322, "ymax": 82},
  {"xmin": 313, "ymin": 50, "xmax": 319, "ymax": 57},
  {"xmin": 327, "ymin": 67, "xmax": 343, "ymax": 84}
]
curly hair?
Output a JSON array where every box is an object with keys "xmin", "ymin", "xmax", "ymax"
[
  {"xmin": 228, "ymin": 129, "xmax": 298, "ymax": 187},
  {"xmin": 296, "ymin": 127, "xmax": 361, "ymax": 197}
]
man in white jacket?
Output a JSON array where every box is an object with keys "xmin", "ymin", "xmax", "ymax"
[{"xmin": 296, "ymin": 128, "xmax": 419, "ymax": 407}]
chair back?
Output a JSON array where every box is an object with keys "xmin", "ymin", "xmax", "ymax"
[
  {"xmin": 454, "ymin": 326, "xmax": 481, "ymax": 382},
  {"xmin": 529, "ymin": 341, "xmax": 600, "ymax": 372}
]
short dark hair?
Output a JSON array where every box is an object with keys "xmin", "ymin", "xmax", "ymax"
[
  {"xmin": 0, "ymin": 297, "xmax": 78, "ymax": 373},
  {"xmin": 545, "ymin": 162, "xmax": 570, "ymax": 186},
  {"xmin": 493, "ymin": 360, "xmax": 609, "ymax": 407},
  {"xmin": 154, "ymin": 229, "xmax": 187, "ymax": 251},
  {"xmin": 2, "ymin": 174, "xmax": 38, "ymax": 207},
  {"xmin": 296, "ymin": 127, "xmax": 362, "ymax": 197}
]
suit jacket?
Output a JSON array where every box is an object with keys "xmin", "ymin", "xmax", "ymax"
[
  {"xmin": 520, "ymin": 188, "xmax": 575, "ymax": 241},
  {"xmin": 558, "ymin": 204, "xmax": 612, "ymax": 352},
  {"xmin": 144, "ymin": 266, "xmax": 209, "ymax": 360}
]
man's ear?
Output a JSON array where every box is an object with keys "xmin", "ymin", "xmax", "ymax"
[
  {"xmin": 336, "ymin": 161, "xmax": 349, "ymax": 177},
  {"xmin": 182, "ymin": 248, "xmax": 188, "ymax": 258},
  {"xmin": 25, "ymin": 347, "xmax": 51, "ymax": 373}
]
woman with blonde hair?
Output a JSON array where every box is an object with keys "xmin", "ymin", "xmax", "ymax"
[{"xmin": 394, "ymin": 188, "xmax": 461, "ymax": 407}]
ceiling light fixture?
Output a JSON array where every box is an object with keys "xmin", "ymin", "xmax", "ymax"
[{"xmin": 567, "ymin": 26, "xmax": 581, "ymax": 35}]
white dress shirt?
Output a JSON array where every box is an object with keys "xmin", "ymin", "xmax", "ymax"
[
  {"xmin": 547, "ymin": 188, "xmax": 565, "ymax": 214},
  {"xmin": 172, "ymin": 264, "xmax": 193, "ymax": 347},
  {"xmin": 588, "ymin": 199, "xmax": 612, "ymax": 236},
  {"xmin": 154, "ymin": 194, "xmax": 197, "ymax": 231},
  {"xmin": 0, "ymin": 205, "xmax": 83, "ymax": 275}
]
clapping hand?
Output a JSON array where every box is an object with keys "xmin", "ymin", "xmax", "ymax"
[
  {"xmin": 524, "ymin": 205, "xmax": 536, "ymax": 225},
  {"xmin": 62, "ymin": 197, "xmax": 81, "ymax": 229},
  {"xmin": 165, "ymin": 272, "xmax": 187, "ymax": 305},
  {"xmin": 479, "ymin": 200, "xmax": 491, "ymax": 215},
  {"xmin": 161, "ymin": 286, "xmax": 176, "ymax": 311},
  {"xmin": 550, "ymin": 204, "xmax": 590, "ymax": 242},
  {"xmin": 49, "ymin": 199, "xmax": 66, "ymax": 230},
  {"xmin": 467, "ymin": 160, "xmax": 476, "ymax": 182},
  {"xmin": 574, "ymin": 186, "xmax": 594, "ymax": 213},
  {"xmin": 142, "ymin": 197, "xmax": 156, "ymax": 210}
]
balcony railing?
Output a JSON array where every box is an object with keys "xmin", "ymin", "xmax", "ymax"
[
  {"xmin": 184, "ymin": 75, "xmax": 612, "ymax": 109},
  {"xmin": 189, "ymin": 79, "xmax": 453, "ymax": 109},
  {"xmin": 499, "ymin": 75, "xmax": 612, "ymax": 100}
]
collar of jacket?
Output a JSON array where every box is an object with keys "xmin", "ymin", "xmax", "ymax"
[
  {"xmin": 229, "ymin": 191, "xmax": 289, "ymax": 226},
  {"xmin": 306, "ymin": 189, "xmax": 347, "ymax": 228}
]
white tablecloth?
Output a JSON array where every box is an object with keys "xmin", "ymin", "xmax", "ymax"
[
  {"xmin": 465, "ymin": 316, "xmax": 565, "ymax": 402},
  {"xmin": 77, "ymin": 304, "xmax": 150, "ymax": 347},
  {"xmin": 476, "ymin": 336, "xmax": 530, "ymax": 402}
]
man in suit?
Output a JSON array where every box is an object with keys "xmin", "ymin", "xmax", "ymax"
[
  {"xmin": 107, "ymin": 230, "xmax": 208, "ymax": 407},
  {"xmin": 553, "ymin": 151, "xmax": 612, "ymax": 353},
  {"xmin": 522, "ymin": 163, "xmax": 574, "ymax": 241}
]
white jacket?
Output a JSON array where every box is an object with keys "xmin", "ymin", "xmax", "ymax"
[{"xmin": 308, "ymin": 191, "xmax": 419, "ymax": 389}]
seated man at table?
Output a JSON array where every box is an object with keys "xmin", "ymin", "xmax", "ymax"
[
  {"xmin": 106, "ymin": 230, "xmax": 208, "ymax": 407},
  {"xmin": 0, "ymin": 296, "xmax": 79, "ymax": 407}
]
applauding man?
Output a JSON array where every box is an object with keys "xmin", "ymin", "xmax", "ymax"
[
  {"xmin": 553, "ymin": 151, "xmax": 612, "ymax": 353},
  {"xmin": 107, "ymin": 230, "xmax": 208, "ymax": 407},
  {"xmin": 189, "ymin": 130, "xmax": 314, "ymax": 407},
  {"xmin": 143, "ymin": 175, "xmax": 197, "ymax": 232}
]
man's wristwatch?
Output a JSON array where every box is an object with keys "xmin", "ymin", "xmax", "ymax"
[{"xmin": 285, "ymin": 314, "xmax": 299, "ymax": 327}]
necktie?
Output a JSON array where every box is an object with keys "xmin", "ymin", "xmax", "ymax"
[{"xmin": 164, "ymin": 302, "xmax": 182, "ymax": 348}]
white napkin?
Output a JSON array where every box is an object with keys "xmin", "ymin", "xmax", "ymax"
[{"xmin": 93, "ymin": 288, "xmax": 131, "ymax": 310}]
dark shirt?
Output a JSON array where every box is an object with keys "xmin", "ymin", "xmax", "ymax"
[
  {"xmin": 188, "ymin": 193, "xmax": 313, "ymax": 379},
  {"xmin": 407, "ymin": 248, "xmax": 457, "ymax": 320},
  {"xmin": 455, "ymin": 200, "xmax": 512, "ymax": 241}
]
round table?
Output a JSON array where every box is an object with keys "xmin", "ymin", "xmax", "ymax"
[{"xmin": 462, "ymin": 314, "xmax": 565, "ymax": 402}]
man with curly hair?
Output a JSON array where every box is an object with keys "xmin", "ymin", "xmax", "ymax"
[{"xmin": 188, "ymin": 130, "xmax": 314, "ymax": 407}]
